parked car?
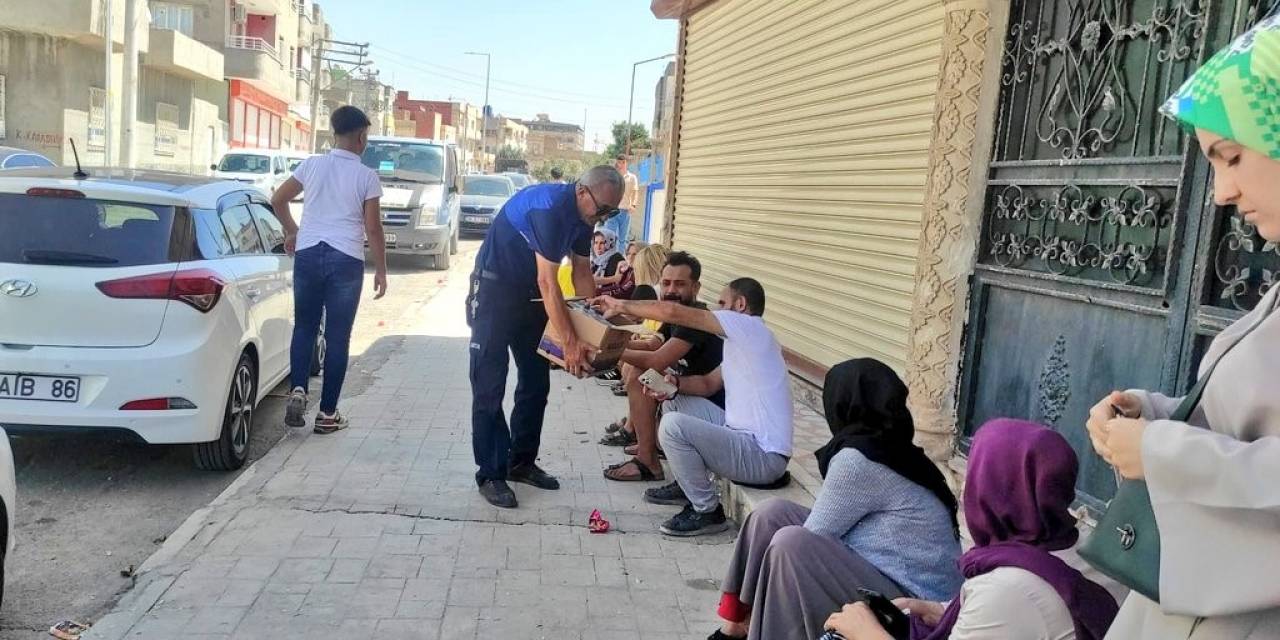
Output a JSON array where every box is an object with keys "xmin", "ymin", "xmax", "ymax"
[
  {"xmin": 501, "ymin": 172, "xmax": 534, "ymax": 190},
  {"xmin": 284, "ymin": 152, "xmax": 314, "ymax": 206},
  {"xmin": 211, "ymin": 149, "xmax": 289, "ymax": 196},
  {"xmin": 459, "ymin": 175, "xmax": 516, "ymax": 237},
  {"xmin": 0, "ymin": 146, "xmax": 55, "ymax": 170},
  {"xmin": 0, "ymin": 427, "xmax": 14, "ymax": 606},
  {"xmin": 0, "ymin": 167, "xmax": 315, "ymax": 471},
  {"xmin": 359, "ymin": 137, "xmax": 462, "ymax": 269}
]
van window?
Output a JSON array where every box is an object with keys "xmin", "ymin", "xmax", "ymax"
[{"xmin": 219, "ymin": 205, "xmax": 264, "ymax": 254}]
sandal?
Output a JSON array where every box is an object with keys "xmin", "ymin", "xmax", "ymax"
[
  {"xmin": 603, "ymin": 457, "xmax": 663, "ymax": 482},
  {"xmin": 604, "ymin": 417, "xmax": 628, "ymax": 434},
  {"xmin": 599, "ymin": 429, "xmax": 637, "ymax": 447},
  {"xmin": 624, "ymin": 443, "xmax": 666, "ymax": 459}
]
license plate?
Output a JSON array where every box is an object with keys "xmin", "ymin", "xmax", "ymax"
[
  {"xmin": 0, "ymin": 373, "xmax": 81, "ymax": 403},
  {"xmin": 465, "ymin": 216, "xmax": 489, "ymax": 224},
  {"xmin": 384, "ymin": 233, "xmax": 397, "ymax": 244}
]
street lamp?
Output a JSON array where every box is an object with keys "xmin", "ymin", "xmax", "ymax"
[
  {"xmin": 625, "ymin": 53, "xmax": 676, "ymax": 159},
  {"xmin": 465, "ymin": 51, "xmax": 491, "ymax": 170}
]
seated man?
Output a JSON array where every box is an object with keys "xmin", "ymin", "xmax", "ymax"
[
  {"xmin": 593, "ymin": 278, "xmax": 793, "ymax": 537},
  {"xmin": 601, "ymin": 252, "xmax": 724, "ymax": 483}
]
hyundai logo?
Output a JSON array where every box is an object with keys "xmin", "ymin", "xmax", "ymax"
[{"xmin": 0, "ymin": 280, "xmax": 38, "ymax": 298}]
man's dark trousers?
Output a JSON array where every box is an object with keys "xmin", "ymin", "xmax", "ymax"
[{"xmin": 467, "ymin": 276, "xmax": 551, "ymax": 485}]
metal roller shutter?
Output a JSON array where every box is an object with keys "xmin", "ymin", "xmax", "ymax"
[{"xmin": 671, "ymin": 0, "xmax": 944, "ymax": 372}]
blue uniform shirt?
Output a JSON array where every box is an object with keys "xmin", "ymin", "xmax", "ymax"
[{"xmin": 474, "ymin": 183, "xmax": 592, "ymax": 295}]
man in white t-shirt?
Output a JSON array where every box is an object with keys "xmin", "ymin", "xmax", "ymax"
[
  {"xmin": 270, "ymin": 105, "xmax": 386, "ymax": 434},
  {"xmin": 593, "ymin": 277, "xmax": 794, "ymax": 537}
]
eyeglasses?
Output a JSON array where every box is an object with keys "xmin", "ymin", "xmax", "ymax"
[{"xmin": 582, "ymin": 185, "xmax": 620, "ymax": 222}]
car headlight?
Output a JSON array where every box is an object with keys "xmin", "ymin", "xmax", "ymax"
[{"xmin": 416, "ymin": 205, "xmax": 440, "ymax": 228}]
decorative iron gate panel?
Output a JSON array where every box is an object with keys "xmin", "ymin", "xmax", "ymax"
[{"xmin": 959, "ymin": 0, "xmax": 1280, "ymax": 508}]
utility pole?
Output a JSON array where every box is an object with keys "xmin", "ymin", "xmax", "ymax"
[
  {"xmin": 465, "ymin": 52, "xmax": 490, "ymax": 169},
  {"xmin": 625, "ymin": 53, "xmax": 676, "ymax": 159},
  {"xmin": 121, "ymin": 0, "xmax": 139, "ymax": 167},
  {"xmin": 309, "ymin": 37, "xmax": 370, "ymax": 150},
  {"xmin": 103, "ymin": 0, "xmax": 114, "ymax": 166}
]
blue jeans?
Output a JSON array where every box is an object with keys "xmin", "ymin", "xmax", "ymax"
[
  {"xmin": 290, "ymin": 242, "xmax": 364, "ymax": 413},
  {"xmin": 598, "ymin": 209, "xmax": 631, "ymax": 253}
]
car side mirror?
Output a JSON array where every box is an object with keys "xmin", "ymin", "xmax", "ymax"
[
  {"xmin": 451, "ymin": 176, "xmax": 463, "ymax": 194},
  {"xmin": 210, "ymin": 164, "xmax": 218, "ymax": 171},
  {"xmin": 275, "ymin": 168, "xmax": 285, "ymax": 175},
  {"xmin": 271, "ymin": 242, "xmax": 288, "ymax": 255}
]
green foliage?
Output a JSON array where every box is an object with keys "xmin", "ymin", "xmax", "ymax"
[
  {"xmin": 497, "ymin": 145, "xmax": 525, "ymax": 161},
  {"xmin": 604, "ymin": 122, "xmax": 651, "ymax": 159}
]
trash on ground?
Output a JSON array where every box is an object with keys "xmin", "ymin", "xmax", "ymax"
[
  {"xmin": 49, "ymin": 621, "xmax": 90, "ymax": 640},
  {"xmin": 588, "ymin": 509, "xmax": 610, "ymax": 534}
]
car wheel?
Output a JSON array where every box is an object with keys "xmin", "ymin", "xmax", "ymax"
[
  {"xmin": 194, "ymin": 352, "xmax": 256, "ymax": 471},
  {"xmin": 309, "ymin": 313, "xmax": 326, "ymax": 376},
  {"xmin": 434, "ymin": 246, "xmax": 451, "ymax": 270}
]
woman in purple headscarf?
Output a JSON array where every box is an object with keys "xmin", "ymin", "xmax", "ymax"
[{"xmin": 825, "ymin": 419, "xmax": 1118, "ymax": 640}]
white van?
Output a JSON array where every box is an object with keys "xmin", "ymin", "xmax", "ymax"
[
  {"xmin": 211, "ymin": 149, "xmax": 289, "ymax": 196},
  {"xmin": 358, "ymin": 137, "xmax": 462, "ymax": 269}
]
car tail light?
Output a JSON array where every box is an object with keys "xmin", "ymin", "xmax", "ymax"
[
  {"xmin": 120, "ymin": 397, "xmax": 197, "ymax": 411},
  {"xmin": 26, "ymin": 187, "xmax": 86, "ymax": 198},
  {"xmin": 96, "ymin": 269, "xmax": 225, "ymax": 312}
]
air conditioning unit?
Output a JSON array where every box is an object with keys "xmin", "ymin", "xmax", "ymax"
[{"xmin": 231, "ymin": 4, "xmax": 247, "ymax": 24}]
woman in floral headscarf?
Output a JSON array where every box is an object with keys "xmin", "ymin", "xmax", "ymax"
[{"xmin": 1083, "ymin": 16, "xmax": 1280, "ymax": 640}]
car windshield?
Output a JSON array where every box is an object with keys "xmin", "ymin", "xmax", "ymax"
[
  {"xmin": 218, "ymin": 154, "xmax": 271, "ymax": 174},
  {"xmin": 463, "ymin": 177, "xmax": 513, "ymax": 197},
  {"xmin": 504, "ymin": 173, "xmax": 531, "ymax": 189},
  {"xmin": 287, "ymin": 157, "xmax": 306, "ymax": 171},
  {"xmin": 0, "ymin": 193, "xmax": 175, "ymax": 267},
  {"xmin": 361, "ymin": 142, "xmax": 445, "ymax": 184}
]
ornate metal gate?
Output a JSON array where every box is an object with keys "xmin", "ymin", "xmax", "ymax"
[{"xmin": 958, "ymin": 0, "xmax": 1280, "ymax": 507}]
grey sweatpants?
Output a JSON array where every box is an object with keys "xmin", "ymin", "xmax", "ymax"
[
  {"xmin": 723, "ymin": 499, "xmax": 905, "ymax": 640},
  {"xmin": 658, "ymin": 396, "xmax": 789, "ymax": 512}
]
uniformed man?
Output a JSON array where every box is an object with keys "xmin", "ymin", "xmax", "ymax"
[{"xmin": 467, "ymin": 165, "xmax": 625, "ymax": 508}]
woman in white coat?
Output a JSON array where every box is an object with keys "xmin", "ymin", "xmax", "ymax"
[{"xmin": 1086, "ymin": 16, "xmax": 1280, "ymax": 639}]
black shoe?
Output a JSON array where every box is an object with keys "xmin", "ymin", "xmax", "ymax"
[
  {"xmin": 479, "ymin": 479, "xmax": 518, "ymax": 509},
  {"xmin": 708, "ymin": 631, "xmax": 745, "ymax": 640},
  {"xmin": 660, "ymin": 504, "xmax": 730, "ymax": 537},
  {"xmin": 644, "ymin": 481, "xmax": 690, "ymax": 506},
  {"xmin": 508, "ymin": 463, "xmax": 560, "ymax": 490}
]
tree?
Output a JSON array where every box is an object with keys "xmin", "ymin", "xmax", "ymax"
[
  {"xmin": 497, "ymin": 145, "xmax": 525, "ymax": 161},
  {"xmin": 604, "ymin": 122, "xmax": 651, "ymax": 159},
  {"xmin": 532, "ymin": 157, "xmax": 585, "ymax": 183}
]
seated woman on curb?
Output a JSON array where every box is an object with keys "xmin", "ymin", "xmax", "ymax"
[
  {"xmin": 824, "ymin": 419, "xmax": 1118, "ymax": 640},
  {"xmin": 708, "ymin": 359, "xmax": 963, "ymax": 640}
]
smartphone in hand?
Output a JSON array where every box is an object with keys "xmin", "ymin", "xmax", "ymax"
[{"xmin": 638, "ymin": 368, "xmax": 677, "ymax": 398}]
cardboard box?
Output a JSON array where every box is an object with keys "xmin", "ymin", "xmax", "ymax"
[{"xmin": 537, "ymin": 301, "xmax": 635, "ymax": 371}]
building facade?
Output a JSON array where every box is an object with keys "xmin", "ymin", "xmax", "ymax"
[
  {"xmin": 652, "ymin": 60, "xmax": 676, "ymax": 150},
  {"xmin": 391, "ymin": 92, "xmax": 486, "ymax": 170},
  {"xmin": 522, "ymin": 113, "xmax": 584, "ymax": 164},
  {"xmin": 656, "ymin": 0, "xmax": 1280, "ymax": 509},
  {"xmin": 0, "ymin": 0, "xmax": 228, "ymax": 171},
  {"xmin": 484, "ymin": 114, "xmax": 527, "ymax": 155}
]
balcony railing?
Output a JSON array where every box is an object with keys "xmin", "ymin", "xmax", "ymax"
[{"xmin": 225, "ymin": 35, "xmax": 281, "ymax": 65}]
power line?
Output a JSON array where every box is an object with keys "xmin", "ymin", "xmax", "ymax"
[{"xmin": 369, "ymin": 45, "xmax": 627, "ymax": 103}]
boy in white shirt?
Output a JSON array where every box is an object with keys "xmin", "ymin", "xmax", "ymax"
[{"xmin": 271, "ymin": 106, "xmax": 386, "ymax": 434}]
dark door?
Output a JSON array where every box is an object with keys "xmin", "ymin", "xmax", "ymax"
[{"xmin": 958, "ymin": 0, "xmax": 1280, "ymax": 509}]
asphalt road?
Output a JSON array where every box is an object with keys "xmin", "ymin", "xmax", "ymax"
[{"xmin": 0, "ymin": 244, "xmax": 476, "ymax": 638}]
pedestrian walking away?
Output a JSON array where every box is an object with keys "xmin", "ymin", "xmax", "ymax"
[
  {"xmin": 467, "ymin": 165, "xmax": 625, "ymax": 508},
  {"xmin": 270, "ymin": 105, "xmax": 387, "ymax": 434}
]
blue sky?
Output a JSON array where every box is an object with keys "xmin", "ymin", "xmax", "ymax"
[{"xmin": 316, "ymin": 1, "xmax": 680, "ymax": 151}]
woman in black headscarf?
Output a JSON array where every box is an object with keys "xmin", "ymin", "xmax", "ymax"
[{"xmin": 707, "ymin": 359, "xmax": 963, "ymax": 640}]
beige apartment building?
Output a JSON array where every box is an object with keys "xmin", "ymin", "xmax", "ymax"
[
  {"xmin": 522, "ymin": 113, "xmax": 584, "ymax": 164},
  {"xmin": 484, "ymin": 114, "xmax": 527, "ymax": 154}
]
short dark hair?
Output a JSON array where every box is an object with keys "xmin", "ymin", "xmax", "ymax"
[
  {"xmin": 331, "ymin": 105, "xmax": 371, "ymax": 136},
  {"xmin": 615, "ymin": 155, "xmax": 627, "ymax": 163},
  {"xmin": 728, "ymin": 277, "xmax": 766, "ymax": 316},
  {"xmin": 550, "ymin": 167, "xmax": 563, "ymax": 178},
  {"xmin": 663, "ymin": 251, "xmax": 701, "ymax": 282}
]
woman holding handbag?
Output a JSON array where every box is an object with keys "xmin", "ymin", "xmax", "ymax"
[{"xmin": 1085, "ymin": 16, "xmax": 1280, "ymax": 639}]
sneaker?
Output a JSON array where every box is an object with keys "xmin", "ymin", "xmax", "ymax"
[
  {"xmin": 645, "ymin": 481, "xmax": 690, "ymax": 506},
  {"xmin": 313, "ymin": 410, "xmax": 349, "ymax": 434},
  {"xmin": 479, "ymin": 479, "xmax": 518, "ymax": 509},
  {"xmin": 508, "ymin": 462, "xmax": 560, "ymax": 490},
  {"xmin": 660, "ymin": 504, "xmax": 730, "ymax": 537},
  {"xmin": 284, "ymin": 387, "xmax": 307, "ymax": 428}
]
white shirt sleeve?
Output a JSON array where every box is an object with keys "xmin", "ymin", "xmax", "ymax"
[
  {"xmin": 950, "ymin": 568, "xmax": 1075, "ymax": 640},
  {"xmin": 712, "ymin": 309, "xmax": 753, "ymax": 342},
  {"xmin": 362, "ymin": 169, "xmax": 383, "ymax": 201},
  {"xmin": 292, "ymin": 157, "xmax": 315, "ymax": 188}
]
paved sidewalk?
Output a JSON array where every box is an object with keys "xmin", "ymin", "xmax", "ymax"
[{"xmin": 87, "ymin": 256, "xmax": 737, "ymax": 640}]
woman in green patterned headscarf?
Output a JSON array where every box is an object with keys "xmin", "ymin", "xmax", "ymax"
[{"xmin": 1085, "ymin": 15, "xmax": 1280, "ymax": 640}]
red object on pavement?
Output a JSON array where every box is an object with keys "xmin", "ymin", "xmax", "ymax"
[{"xmin": 588, "ymin": 509, "xmax": 610, "ymax": 534}]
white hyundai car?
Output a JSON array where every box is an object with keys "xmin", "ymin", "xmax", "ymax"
[{"xmin": 0, "ymin": 168, "xmax": 317, "ymax": 470}]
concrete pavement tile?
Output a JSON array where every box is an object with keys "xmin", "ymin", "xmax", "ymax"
[
  {"xmin": 440, "ymin": 605, "xmax": 480, "ymax": 640},
  {"xmin": 376, "ymin": 618, "xmax": 441, "ymax": 638},
  {"xmin": 285, "ymin": 536, "xmax": 337, "ymax": 558},
  {"xmin": 593, "ymin": 556, "xmax": 629, "ymax": 588},
  {"xmin": 160, "ymin": 575, "xmax": 230, "ymax": 608},
  {"xmin": 325, "ymin": 557, "xmax": 369, "ymax": 583},
  {"xmin": 215, "ymin": 579, "xmax": 266, "ymax": 607},
  {"xmin": 446, "ymin": 577, "xmax": 496, "ymax": 607},
  {"xmin": 366, "ymin": 554, "xmax": 422, "ymax": 579},
  {"xmin": 539, "ymin": 554, "xmax": 595, "ymax": 587},
  {"xmin": 394, "ymin": 598, "xmax": 447, "ymax": 620},
  {"xmin": 185, "ymin": 556, "xmax": 239, "ymax": 579},
  {"xmin": 228, "ymin": 557, "xmax": 280, "ymax": 581},
  {"xmin": 187, "ymin": 606, "xmax": 249, "ymax": 635},
  {"xmin": 248, "ymin": 591, "xmax": 305, "ymax": 615},
  {"xmin": 332, "ymin": 536, "xmax": 380, "ymax": 559},
  {"xmin": 403, "ymin": 578, "xmax": 450, "ymax": 602},
  {"xmin": 418, "ymin": 553, "xmax": 455, "ymax": 579},
  {"xmin": 271, "ymin": 558, "xmax": 333, "ymax": 584}
]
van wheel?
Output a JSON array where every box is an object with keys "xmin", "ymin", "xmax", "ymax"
[
  {"xmin": 309, "ymin": 314, "xmax": 326, "ymax": 376},
  {"xmin": 434, "ymin": 247, "xmax": 451, "ymax": 270},
  {"xmin": 194, "ymin": 352, "xmax": 255, "ymax": 471},
  {"xmin": 449, "ymin": 225, "xmax": 459, "ymax": 255}
]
